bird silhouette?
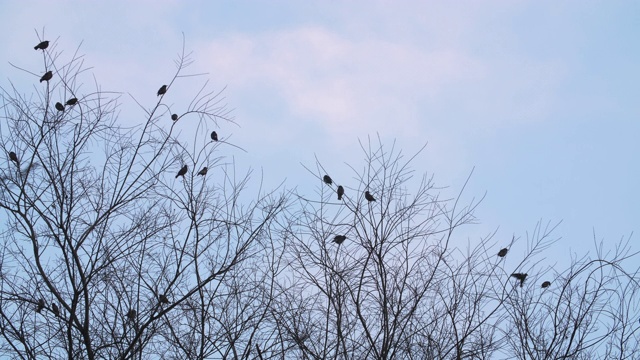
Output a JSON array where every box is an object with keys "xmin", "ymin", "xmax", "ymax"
[
  {"xmin": 159, "ymin": 294, "xmax": 169, "ymax": 304},
  {"xmin": 176, "ymin": 165, "xmax": 188, "ymax": 178},
  {"xmin": 365, "ymin": 191, "xmax": 376, "ymax": 202},
  {"xmin": 497, "ymin": 248, "xmax": 508, "ymax": 257},
  {"xmin": 36, "ymin": 299, "xmax": 45, "ymax": 313},
  {"xmin": 197, "ymin": 167, "xmax": 208, "ymax": 176},
  {"xmin": 511, "ymin": 273, "xmax": 528, "ymax": 287},
  {"xmin": 65, "ymin": 98, "xmax": 78, "ymax": 106},
  {"xmin": 541, "ymin": 281, "xmax": 551, "ymax": 288},
  {"xmin": 34, "ymin": 40, "xmax": 49, "ymax": 50},
  {"xmin": 323, "ymin": 175, "xmax": 333, "ymax": 185},
  {"xmin": 333, "ymin": 235, "xmax": 347, "ymax": 245},
  {"xmin": 171, "ymin": 114, "xmax": 178, "ymax": 121},
  {"xmin": 127, "ymin": 309, "xmax": 136, "ymax": 320},
  {"xmin": 211, "ymin": 131, "xmax": 218, "ymax": 141},
  {"xmin": 8, "ymin": 152, "xmax": 18, "ymax": 165},
  {"xmin": 157, "ymin": 85, "xmax": 167, "ymax": 96},
  {"xmin": 55, "ymin": 102, "xmax": 64, "ymax": 112},
  {"xmin": 337, "ymin": 185, "xmax": 344, "ymax": 200},
  {"xmin": 51, "ymin": 303, "xmax": 59, "ymax": 317},
  {"xmin": 40, "ymin": 71, "xmax": 53, "ymax": 83}
]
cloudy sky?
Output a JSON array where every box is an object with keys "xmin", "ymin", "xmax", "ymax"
[{"xmin": 0, "ymin": 1, "xmax": 638, "ymax": 265}]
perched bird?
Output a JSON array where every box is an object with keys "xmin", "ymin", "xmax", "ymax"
[
  {"xmin": 34, "ymin": 40, "xmax": 49, "ymax": 50},
  {"xmin": 175, "ymin": 165, "xmax": 188, "ymax": 178},
  {"xmin": 159, "ymin": 294, "xmax": 169, "ymax": 304},
  {"xmin": 211, "ymin": 131, "xmax": 218, "ymax": 141},
  {"xmin": 127, "ymin": 309, "xmax": 136, "ymax": 320},
  {"xmin": 337, "ymin": 185, "xmax": 344, "ymax": 200},
  {"xmin": 40, "ymin": 71, "xmax": 53, "ymax": 83},
  {"xmin": 323, "ymin": 175, "xmax": 333, "ymax": 185},
  {"xmin": 36, "ymin": 299, "xmax": 45, "ymax": 313},
  {"xmin": 511, "ymin": 273, "xmax": 528, "ymax": 288},
  {"xmin": 171, "ymin": 114, "xmax": 178, "ymax": 121},
  {"xmin": 497, "ymin": 248, "xmax": 508, "ymax": 257},
  {"xmin": 51, "ymin": 303, "xmax": 60, "ymax": 317},
  {"xmin": 364, "ymin": 191, "xmax": 376, "ymax": 202},
  {"xmin": 197, "ymin": 167, "xmax": 208, "ymax": 176},
  {"xmin": 9, "ymin": 151, "xmax": 19, "ymax": 165},
  {"xmin": 541, "ymin": 281, "xmax": 551, "ymax": 288},
  {"xmin": 157, "ymin": 85, "xmax": 167, "ymax": 96},
  {"xmin": 65, "ymin": 98, "xmax": 78, "ymax": 106},
  {"xmin": 333, "ymin": 235, "xmax": 347, "ymax": 245},
  {"xmin": 55, "ymin": 102, "xmax": 64, "ymax": 112}
]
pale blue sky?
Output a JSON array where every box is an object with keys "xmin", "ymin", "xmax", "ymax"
[{"xmin": 0, "ymin": 1, "xmax": 637, "ymax": 265}]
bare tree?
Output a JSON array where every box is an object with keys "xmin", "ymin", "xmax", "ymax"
[
  {"xmin": 268, "ymin": 136, "xmax": 640, "ymax": 359},
  {"xmin": 502, "ymin": 234, "xmax": 640, "ymax": 359},
  {"xmin": 0, "ymin": 36, "xmax": 287, "ymax": 359},
  {"xmin": 0, "ymin": 35, "xmax": 638, "ymax": 360}
]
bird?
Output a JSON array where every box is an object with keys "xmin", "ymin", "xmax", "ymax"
[
  {"xmin": 197, "ymin": 167, "xmax": 208, "ymax": 176},
  {"xmin": 9, "ymin": 151, "xmax": 19, "ymax": 165},
  {"xmin": 157, "ymin": 85, "xmax": 167, "ymax": 96},
  {"xmin": 36, "ymin": 299, "xmax": 45, "ymax": 313},
  {"xmin": 211, "ymin": 131, "xmax": 218, "ymax": 141},
  {"xmin": 365, "ymin": 191, "xmax": 376, "ymax": 202},
  {"xmin": 511, "ymin": 273, "xmax": 528, "ymax": 287},
  {"xmin": 333, "ymin": 235, "xmax": 347, "ymax": 245},
  {"xmin": 323, "ymin": 175, "xmax": 333, "ymax": 185},
  {"xmin": 34, "ymin": 40, "xmax": 49, "ymax": 50},
  {"xmin": 127, "ymin": 309, "xmax": 136, "ymax": 320},
  {"xmin": 337, "ymin": 186, "xmax": 344, "ymax": 200},
  {"xmin": 497, "ymin": 248, "xmax": 508, "ymax": 257},
  {"xmin": 159, "ymin": 294, "xmax": 169, "ymax": 304},
  {"xmin": 55, "ymin": 102, "xmax": 64, "ymax": 112},
  {"xmin": 65, "ymin": 98, "xmax": 78, "ymax": 106},
  {"xmin": 171, "ymin": 114, "xmax": 178, "ymax": 121},
  {"xmin": 175, "ymin": 165, "xmax": 188, "ymax": 178},
  {"xmin": 51, "ymin": 303, "xmax": 60, "ymax": 317},
  {"xmin": 40, "ymin": 71, "xmax": 53, "ymax": 83},
  {"xmin": 541, "ymin": 281, "xmax": 551, "ymax": 288}
]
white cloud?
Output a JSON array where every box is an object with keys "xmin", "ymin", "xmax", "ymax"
[{"xmin": 198, "ymin": 26, "xmax": 486, "ymax": 150}]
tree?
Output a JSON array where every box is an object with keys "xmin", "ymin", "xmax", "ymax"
[
  {"xmin": 0, "ymin": 35, "xmax": 638, "ymax": 360},
  {"xmin": 265, "ymin": 137, "xmax": 640, "ymax": 359},
  {"xmin": 0, "ymin": 37, "xmax": 287, "ymax": 359},
  {"xmin": 502, "ymin": 235, "xmax": 640, "ymax": 359}
]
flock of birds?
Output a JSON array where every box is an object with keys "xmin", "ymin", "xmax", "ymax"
[
  {"xmin": 33, "ymin": 40, "xmax": 221, "ymax": 184},
  {"xmin": 321, "ymin": 174, "xmax": 374, "ymax": 246},
  {"xmin": 35, "ymin": 41, "xmax": 77, "ymax": 112},
  {"xmin": 322, "ymin": 173, "xmax": 551, "ymax": 290},
  {"xmin": 497, "ymin": 247, "xmax": 552, "ymax": 289},
  {"xmin": 24, "ymin": 39, "xmax": 549, "ymax": 321},
  {"xmin": 22, "ymin": 40, "xmax": 224, "ymax": 321},
  {"xmin": 157, "ymin": 80, "xmax": 220, "ymax": 179}
]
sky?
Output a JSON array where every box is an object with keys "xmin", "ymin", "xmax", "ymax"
[{"xmin": 0, "ymin": 1, "xmax": 638, "ymax": 267}]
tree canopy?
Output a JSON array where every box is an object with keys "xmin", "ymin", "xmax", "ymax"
[{"xmin": 0, "ymin": 37, "xmax": 637, "ymax": 360}]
